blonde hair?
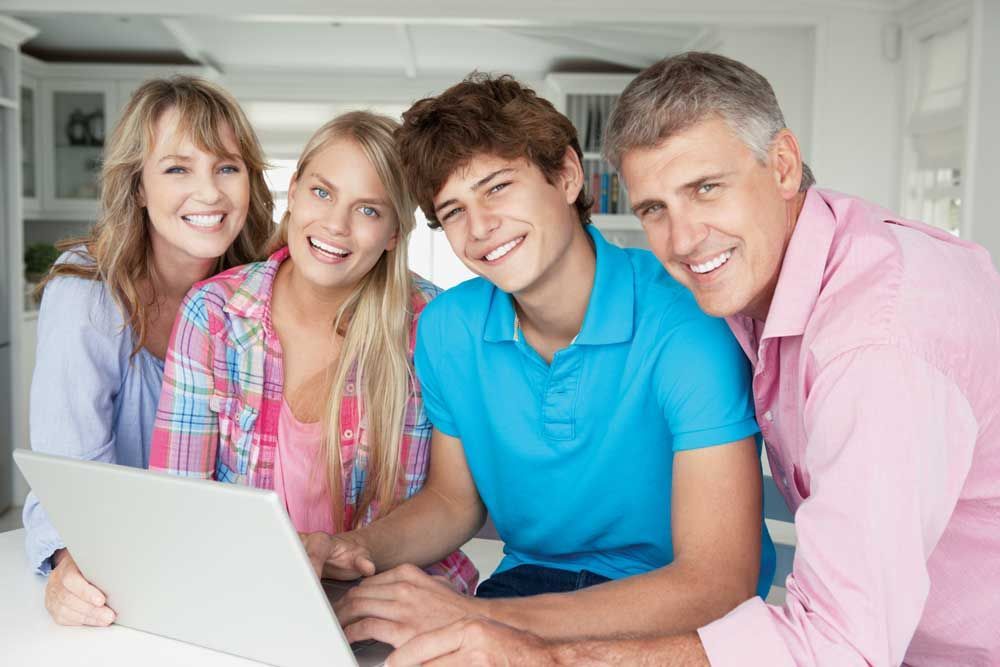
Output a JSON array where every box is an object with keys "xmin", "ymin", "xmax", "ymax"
[
  {"xmin": 39, "ymin": 76, "xmax": 274, "ymax": 355},
  {"xmin": 268, "ymin": 111, "xmax": 417, "ymax": 530}
]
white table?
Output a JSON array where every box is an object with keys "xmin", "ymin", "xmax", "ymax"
[{"xmin": 0, "ymin": 528, "xmax": 507, "ymax": 666}]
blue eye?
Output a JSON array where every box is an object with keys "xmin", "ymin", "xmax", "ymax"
[
  {"xmin": 359, "ymin": 205, "xmax": 379, "ymax": 218},
  {"xmin": 489, "ymin": 182, "xmax": 510, "ymax": 194},
  {"xmin": 698, "ymin": 183, "xmax": 719, "ymax": 195},
  {"xmin": 165, "ymin": 166, "xmax": 186, "ymax": 174},
  {"xmin": 219, "ymin": 165, "xmax": 241, "ymax": 175},
  {"xmin": 312, "ymin": 187, "xmax": 330, "ymax": 200}
]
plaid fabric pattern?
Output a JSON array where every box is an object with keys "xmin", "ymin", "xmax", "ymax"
[{"xmin": 150, "ymin": 247, "xmax": 478, "ymax": 594}]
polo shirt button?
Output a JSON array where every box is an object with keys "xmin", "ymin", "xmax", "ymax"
[{"xmin": 764, "ymin": 410, "xmax": 774, "ymax": 422}]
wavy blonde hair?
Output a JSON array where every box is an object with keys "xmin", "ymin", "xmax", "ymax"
[
  {"xmin": 39, "ymin": 76, "xmax": 274, "ymax": 355},
  {"xmin": 268, "ymin": 111, "xmax": 417, "ymax": 530}
]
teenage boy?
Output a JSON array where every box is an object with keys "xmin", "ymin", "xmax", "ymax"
[
  {"xmin": 385, "ymin": 54, "xmax": 1000, "ymax": 667},
  {"xmin": 304, "ymin": 73, "xmax": 775, "ymax": 647}
]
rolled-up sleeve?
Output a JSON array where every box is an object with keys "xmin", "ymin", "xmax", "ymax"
[
  {"xmin": 22, "ymin": 274, "xmax": 124, "ymax": 574},
  {"xmin": 698, "ymin": 346, "xmax": 978, "ymax": 666}
]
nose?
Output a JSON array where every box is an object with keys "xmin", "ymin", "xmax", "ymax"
[
  {"xmin": 468, "ymin": 206, "xmax": 501, "ymax": 241},
  {"xmin": 668, "ymin": 213, "xmax": 710, "ymax": 259},
  {"xmin": 192, "ymin": 171, "xmax": 224, "ymax": 205},
  {"xmin": 320, "ymin": 204, "xmax": 352, "ymax": 237}
]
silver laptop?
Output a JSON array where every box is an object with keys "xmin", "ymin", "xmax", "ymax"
[{"xmin": 14, "ymin": 449, "xmax": 391, "ymax": 667}]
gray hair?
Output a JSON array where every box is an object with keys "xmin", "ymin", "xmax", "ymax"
[{"xmin": 604, "ymin": 51, "xmax": 815, "ymax": 191}]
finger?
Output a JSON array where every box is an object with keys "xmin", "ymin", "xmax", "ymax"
[
  {"xmin": 354, "ymin": 554, "xmax": 376, "ymax": 577},
  {"xmin": 52, "ymin": 584, "xmax": 116, "ymax": 626},
  {"xmin": 357, "ymin": 564, "xmax": 427, "ymax": 587},
  {"xmin": 344, "ymin": 617, "xmax": 416, "ymax": 647},
  {"xmin": 386, "ymin": 623, "xmax": 467, "ymax": 667},
  {"xmin": 335, "ymin": 596, "xmax": 409, "ymax": 626},
  {"xmin": 61, "ymin": 568, "xmax": 107, "ymax": 607}
]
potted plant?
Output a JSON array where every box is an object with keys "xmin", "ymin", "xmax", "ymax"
[{"xmin": 23, "ymin": 242, "xmax": 60, "ymax": 308}]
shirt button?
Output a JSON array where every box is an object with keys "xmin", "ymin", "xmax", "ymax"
[
  {"xmin": 782, "ymin": 475, "xmax": 790, "ymax": 490},
  {"xmin": 764, "ymin": 410, "xmax": 774, "ymax": 422},
  {"xmin": 343, "ymin": 429, "xmax": 353, "ymax": 439}
]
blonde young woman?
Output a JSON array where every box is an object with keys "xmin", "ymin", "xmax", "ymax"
[
  {"xmin": 149, "ymin": 112, "xmax": 477, "ymax": 594},
  {"xmin": 23, "ymin": 76, "xmax": 274, "ymax": 626}
]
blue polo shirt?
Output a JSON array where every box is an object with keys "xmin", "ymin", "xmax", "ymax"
[{"xmin": 415, "ymin": 226, "xmax": 775, "ymax": 596}]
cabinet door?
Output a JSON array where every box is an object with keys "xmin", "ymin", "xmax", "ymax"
[
  {"xmin": 39, "ymin": 78, "xmax": 117, "ymax": 217},
  {"xmin": 20, "ymin": 74, "xmax": 39, "ymax": 216}
]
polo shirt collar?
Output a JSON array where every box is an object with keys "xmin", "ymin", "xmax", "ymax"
[
  {"xmin": 483, "ymin": 225, "xmax": 635, "ymax": 345},
  {"xmin": 759, "ymin": 187, "xmax": 837, "ymax": 341}
]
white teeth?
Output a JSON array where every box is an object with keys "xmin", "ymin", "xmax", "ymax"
[
  {"xmin": 183, "ymin": 214, "xmax": 224, "ymax": 227},
  {"xmin": 485, "ymin": 237, "xmax": 524, "ymax": 262},
  {"xmin": 309, "ymin": 237, "xmax": 350, "ymax": 256},
  {"xmin": 689, "ymin": 250, "xmax": 733, "ymax": 274}
]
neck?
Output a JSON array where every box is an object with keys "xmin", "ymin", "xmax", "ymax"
[
  {"xmin": 744, "ymin": 190, "xmax": 808, "ymax": 323},
  {"xmin": 148, "ymin": 246, "xmax": 216, "ymax": 301},
  {"xmin": 278, "ymin": 260, "xmax": 356, "ymax": 327},
  {"xmin": 514, "ymin": 223, "xmax": 596, "ymax": 343}
]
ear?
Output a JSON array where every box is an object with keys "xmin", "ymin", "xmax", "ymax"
[
  {"xmin": 385, "ymin": 229, "xmax": 399, "ymax": 252},
  {"xmin": 559, "ymin": 146, "xmax": 585, "ymax": 206},
  {"xmin": 770, "ymin": 129, "xmax": 804, "ymax": 201}
]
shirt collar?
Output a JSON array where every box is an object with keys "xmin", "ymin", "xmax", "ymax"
[
  {"xmin": 483, "ymin": 225, "xmax": 635, "ymax": 345},
  {"xmin": 223, "ymin": 246, "xmax": 289, "ymax": 321},
  {"xmin": 728, "ymin": 188, "xmax": 837, "ymax": 346}
]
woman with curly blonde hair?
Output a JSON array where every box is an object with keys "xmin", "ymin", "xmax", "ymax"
[{"xmin": 23, "ymin": 76, "xmax": 273, "ymax": 627}]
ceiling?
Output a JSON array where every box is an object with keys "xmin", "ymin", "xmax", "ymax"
[{"xmin": 13, "ymin": 12, "xmax": 718, "ymax": 78}]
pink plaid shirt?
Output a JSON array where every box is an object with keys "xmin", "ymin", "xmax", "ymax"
[
  {"xmin": 150, "ymin": 247, "xmax": 478, "ymax": 593},
  {"xmin": 699, "ymin": 189, "xmax": 1000, "ymax": 666}
]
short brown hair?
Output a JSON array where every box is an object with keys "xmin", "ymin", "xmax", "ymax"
[
  {"xmin": 605, "ymin": 52, "xmax": 815, "ymax": 191},
  {"xmin": 396, "ymin": 72, "xmax": 592, "ymax": 228}
]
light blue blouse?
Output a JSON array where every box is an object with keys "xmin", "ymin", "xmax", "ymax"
[{"xmin": 22, "ymin": 252, "xmax": 164, "ymax": 574}]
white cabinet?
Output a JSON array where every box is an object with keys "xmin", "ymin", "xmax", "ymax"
[
  {"xmin": 38, "ymin": 78, "xmax": 118, "ymax": 219},
  {"xmin": 19, "ymin": 74, "xmax": 39, "ymax": 216}
]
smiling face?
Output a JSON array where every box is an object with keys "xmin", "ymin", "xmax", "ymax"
[
  {"xmin": 432, "ymin": 150, "xmax": 585, "ymax": 296},
  {"xmin": 620, "ymin": 116, "xmax": 803, "ymax": 320},
  {"xmin": 284, "ymin": 137, "xmax": 398, "ymax": 294},
  {"xmin": 139, "ymin": 106, "xmax": 250, "ymax": 267}
]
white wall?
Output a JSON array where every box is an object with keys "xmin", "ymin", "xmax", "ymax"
[
  {"xmin": 717, "ymin": 26, "xmax": 816, "ymax": 171},
  {"xmin": 964, "ymin": 0, "xmax": 1000, "ymax": 266},
  {"xmin": 809, "ymin": 15, "xmax": 902, "ymax": 208}
]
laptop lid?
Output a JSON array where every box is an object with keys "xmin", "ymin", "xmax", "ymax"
[{"xmin": 15, "ymin": 450, "xmax": 383, "ymax": 667}]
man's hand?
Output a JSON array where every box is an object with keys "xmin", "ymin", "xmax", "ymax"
[
  {"xmin": 386, "ymin": 617, "xmax": 556, "ymax": 667},
  {"xmin": 335, "ymin": 563, "xmax": 483, "ymax": 647},
  {"xmin": 299, "ymin": 531, "xmax": 376, "ymax": 581},
  {"xmin": 44, "ymin": 549, "xmax": 115, "ymax": 627}
]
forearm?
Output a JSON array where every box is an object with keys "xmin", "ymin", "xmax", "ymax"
[
  {"xmin": 487, "ymin": 560, "xmax": 753, "ymax": 641},
  {"xmin": 353, "ymin": 486, "xmax": 485, "ymax": 573},
  {"xmin": 549, "ymin": 632, "xmax": 709, "ymax": 667}
]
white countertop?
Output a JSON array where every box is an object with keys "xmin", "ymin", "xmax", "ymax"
[{"xmin": 0, "ymin": 528, "xmax": 506, "ymax": 666}]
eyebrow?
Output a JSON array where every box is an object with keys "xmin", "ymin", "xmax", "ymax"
[
  {"xmin": 434, "ymin": 168, "xmax": 515, "ymax": 213},
  {"xmin": 158, "ymin": 154, "xmax": 191, "ymax": 163}
]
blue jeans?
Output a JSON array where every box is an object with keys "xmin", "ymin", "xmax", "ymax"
[{"xmin": 475, "ymin": 564, "xmax": 611, "ymax": 599}]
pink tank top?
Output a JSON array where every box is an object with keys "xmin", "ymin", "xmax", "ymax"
[{"xmin": 273, "ymin": 398, "xmax": 334, "ymax": 534}]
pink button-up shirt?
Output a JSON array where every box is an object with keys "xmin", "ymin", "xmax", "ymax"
[{"xmin": 698, "ymin": 189, "xmax": 1000, "ymax": 666}]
